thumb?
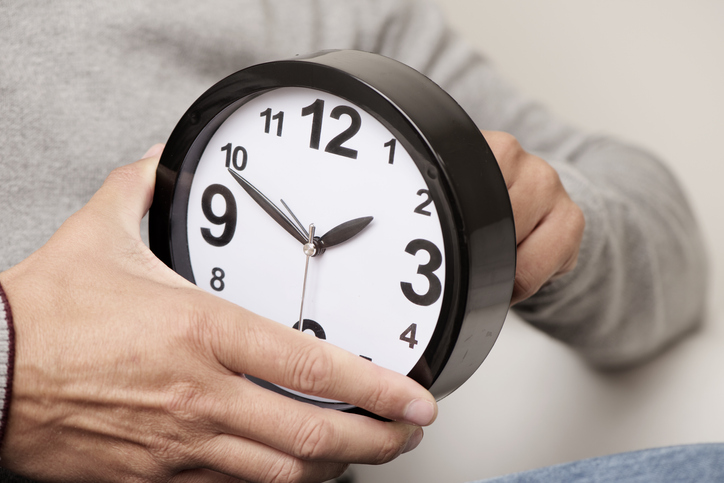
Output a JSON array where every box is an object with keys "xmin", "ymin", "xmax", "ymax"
[
  {"xmin": 142, "ymin": 143, "xmax": 165, "ymax": 159},
  {"xmin": 88, "ymin": 145, "xmax": 164, "ymax": 236}
]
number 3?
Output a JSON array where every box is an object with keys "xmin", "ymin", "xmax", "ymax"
[{"xmin": 400, "ymin": 239, "xmax": 443, "ymax": 306}]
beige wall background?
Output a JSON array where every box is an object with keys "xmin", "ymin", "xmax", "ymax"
[{"xmin": 354, "ymin": 1, "xmax": 724, "ymax": 482}]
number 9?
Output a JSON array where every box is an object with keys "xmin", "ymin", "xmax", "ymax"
[{"xmin": 200, "ymin": 184, "xmax": 237, "ymax": 247}]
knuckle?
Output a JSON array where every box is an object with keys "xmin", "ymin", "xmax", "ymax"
[
  {"xmin": 357, "ymin": 375, "xmax": 393, "ymax": 415},
  {"xmin": 293, "ymin": 416, "xmax": 334, "ymax": 460},
  {"xmin": 489, "ymin": 131, "xmax": 521, "ymax": 157},
  {"xmin": 374, "ymin": 433, "xmax": 406, "ymax": 464},
  {"xmin": 514, "ymin": 266, "xmax": 539, "ymax": 302},
  {"xmin": 265, "ymin": 457, "xmax": 307, "ymax": 483},
  {"xmin": 534, "ymin": 160, "xmax": 562, "ymax": 193},
  {"xmin": 561, "ymin": 205, "xmax": 585, "ymax": 274},
  {"xmin": 561, "ymin": 251, "xmax": 580, "ymax": 275},
  {"xmin": 328, "ymin": 464, "xmax": 349, "ymax": 482},
  {"xmin": 105, "ymin": 162, "xmax": 142, "ymax": 188},
  {"xmin": 164, "ymin": 379, "xmax": 212, "ymax": 427},
  {"xmin": 289, "ymin": 344, "xmax": 334, "ymax": 395},
  {"xmin": 146, "ymin": 381, "xmax": 215, "ymax": 465},
  {"xmin": 554, "ymin": 201, "xmax": 585, "ymax": 275},
  {"xmin": 143, "ymin": 426, "xmax": 193, "ymax": 469},
  {"xmin": 567, "ymin": 202, "xmax": 586, "ymax": 237},
  {"xmin": 174, "ymin": 293, "xmax": 217, "ymax": 351}
]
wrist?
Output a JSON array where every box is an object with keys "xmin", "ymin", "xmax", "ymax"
[{"xmin": 0, "ymin": 277, "xmax": 16, "ymax": 455}]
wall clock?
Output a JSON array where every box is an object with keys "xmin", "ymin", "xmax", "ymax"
[{"xmin": 150, "ymin": 50, "xmax": 515, "ymax": 415}]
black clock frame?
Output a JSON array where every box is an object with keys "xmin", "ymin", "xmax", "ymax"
[{"xmin": 150, "ymin": 50, "xmax": 516, "ymax": 412}]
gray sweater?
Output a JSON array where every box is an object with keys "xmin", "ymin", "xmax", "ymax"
[{"xmin": 0, "ymin": 0, "xmax": 708, "ymax": 446}]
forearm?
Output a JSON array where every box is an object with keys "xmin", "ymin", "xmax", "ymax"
[
  {"xmin": 462, "ymin": 62, "xmax": 708, "ymax": 366},
  {"xmin": 378, "ymin": 0, "xmax": 708, "ymax": 367},
  {"xmin": 517, "ymin": 139, "xmax": 707, "ymax": 368}
]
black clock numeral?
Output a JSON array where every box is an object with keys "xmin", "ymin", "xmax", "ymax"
[
  {"xmin": 210, "ymin": 267, "xmax": 226, "ymax": 292},
  {"xmin": 292, "ymin": 319, "xmax": 327, "ymax": 340},
  {"xmin": 401, "ymin": 239, "xmax": 443, "ymax": 306},
  {"xmin": 301, "ymin": 99, "xmax": 361, "ymax": 159},
  {"xmin": 260, "ymin": 108, "xmax": 284, "ymax": 136},
  {"xmin": 200, "ymin": 184, "xmax": 237, "ymax": 247},
  {"xmin": 399, "ymin": 323, "xmax": 419, "ymax": 349},
  {"xmin": 221, "ymin": 143, "xmax": 248, "ymax": 171},
  {"xmin": 301, "ymin": 99, "xmax": 324, "ymax": 150},
  {"xmin": 384, "ymin": 138, "xmax": 397, "ymax": 164},
  {"xmin": 325, "ymin": 105, "xmax": 360, "ymax": 159},
  {"xmin": 414, "ymin": 189, "xmax": 433, "ymax": 216}
]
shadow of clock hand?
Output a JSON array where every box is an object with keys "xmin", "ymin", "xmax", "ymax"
[
  {"xmin": 227, "ymin": 168, "xmax": 307, "ymax": 244},
  {"xmin": 317, "ymin": 216, "xmax": 373, "ymax": 252}
]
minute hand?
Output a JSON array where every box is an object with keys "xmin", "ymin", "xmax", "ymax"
[{"xmin": 227, "ymin": 169, "xmax": 307, "ymax": 244}]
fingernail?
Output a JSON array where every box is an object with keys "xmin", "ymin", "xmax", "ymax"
[
  {"xmin": 142, "ymin": 144, "xmax": 164, "ymax": 159},
  {"xmin": 403, "ymin": 427, "xmax": 424, "ymax": 454},
  {"xmin": 404, "ymin": 398, "xmax": 436, "ymax": 426}
]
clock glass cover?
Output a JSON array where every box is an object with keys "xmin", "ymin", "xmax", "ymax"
[{"xmin": 187, "ymin": 87, "xmax": 446, "ymax": 388}]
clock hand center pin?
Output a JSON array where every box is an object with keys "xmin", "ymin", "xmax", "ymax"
[{"xmin": 298, "ymin": 223, "xmax": 316, "ymax": 332}]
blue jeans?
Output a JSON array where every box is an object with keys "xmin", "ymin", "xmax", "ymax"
[
  {"xmin": 2, "ymin": 444, "xmax": 723, "ymax": 482},
  {"xmin": 475, "ymin": 444, "xmax": 724, "ymax": 483}
]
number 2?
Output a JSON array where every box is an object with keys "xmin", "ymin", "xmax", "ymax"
[
  {"xmin": 325, "ymin": 105, "xmax": 360, "ymax": 159},
  {"xmin": 414, "ymin": 189, "xmax": 432, "ymax": 216}
]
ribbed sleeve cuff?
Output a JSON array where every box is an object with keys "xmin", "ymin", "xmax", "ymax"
[{"xmin": 0, "ymin": 281, "xmax": 15, "ymax": 451}]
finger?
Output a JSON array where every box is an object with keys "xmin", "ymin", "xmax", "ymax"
[
  {"xmin": 198, "ymin": 373, "xmax": 422, "ymax": 464},
  {"xmin": 74, "ymin": 146, "xmax": 196, "ymax": 289},
  {"xmin": 143, "ymin": 143, "xmax": 166, "ymax": 159},
  {"xmin": 171, "ymin": 469, "xmax": 245, "ymax": 483},
  {"xmin": 503, "ymin": 154, "xmax": 563, "ymax": 245},
  {"xmin": 186, "ymin": 433, "xmax": 348, "ymax": 483},
  {"xmin": 480, "ymin": 130, "xmax": 522, "ymax": 189},
  {"xmin": 205, "ymin": 305, "xmax": 437, "ymax": 426},
  {"xmin": 481, "ymin": 131, "xmax": 552, "ymax": 244},
  {"xmin": 511, "ymin": 200, "xmax": 584, "ymax": 304},
  {"xmin": 88, "ymin": 155, "xmax": 161, "ymax": 235}
]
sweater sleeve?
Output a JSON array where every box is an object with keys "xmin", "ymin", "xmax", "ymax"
[
  {"xmin": 0, "ymin": 281, "xmax": 15, "ymax": 450},
  {"xmin": 360, "ymin": 0, "xmax": 708, "ymax": 368}
]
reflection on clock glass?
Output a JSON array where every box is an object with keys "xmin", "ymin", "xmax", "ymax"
[{"xmin": 186, "ymin": 87, "xmax": 446, "ymax": 398}]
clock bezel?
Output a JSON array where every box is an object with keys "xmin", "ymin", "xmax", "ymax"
[{"xmin": 150, "ymin": 50, "xmax": 515, "ymax": 410}]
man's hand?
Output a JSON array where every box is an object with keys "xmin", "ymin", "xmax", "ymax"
[
  {"xmin": 483, "ymin": 131, "xmax": 585, "ymax": 305},
  {"xmin": 0, "ymin": 146, "xmax": 436, "ymax": 483}
]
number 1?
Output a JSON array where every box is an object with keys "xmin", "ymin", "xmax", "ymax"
[
  {"xmin": 301, "ymin": 99, "xmax": 324, "ymax": 149},
  {"xmin": 384, "ymin": 138, "xmax": 396, "ymax": 164}
]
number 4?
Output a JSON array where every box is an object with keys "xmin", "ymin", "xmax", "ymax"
[{"xmin": 399, "ymin": 323, "xmax": 419, "ymax": 349}]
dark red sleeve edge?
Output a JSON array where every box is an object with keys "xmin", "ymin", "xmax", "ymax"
[{"xmin": 0, "ymin": 281, "xmax": 16, "ymax": 452}]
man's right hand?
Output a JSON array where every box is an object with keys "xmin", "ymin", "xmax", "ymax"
[{"xmin": 0, "ymin": 146, "xmax": 436, "ymax": 483}]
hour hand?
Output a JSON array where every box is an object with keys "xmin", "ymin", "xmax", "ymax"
[
  {"xmin": 227, "ymin": 169, "xmax": 307, "ymax": 244},
  {"xmin": 318, "ymin": 216, "xmax": 373, "ymax": 251}
]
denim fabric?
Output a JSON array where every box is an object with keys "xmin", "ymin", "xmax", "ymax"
[
  {"xmin": 475, "ymin": 444, "xmax": 724, "ymax": 483},
  {"xmin": 3, "ymin": 444, "xmax": 723, "ymax": 482}
]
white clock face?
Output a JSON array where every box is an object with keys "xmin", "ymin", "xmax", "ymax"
[{"xmin": 185, "ymin": 87, "xmax": 446, "ymax": 390}]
